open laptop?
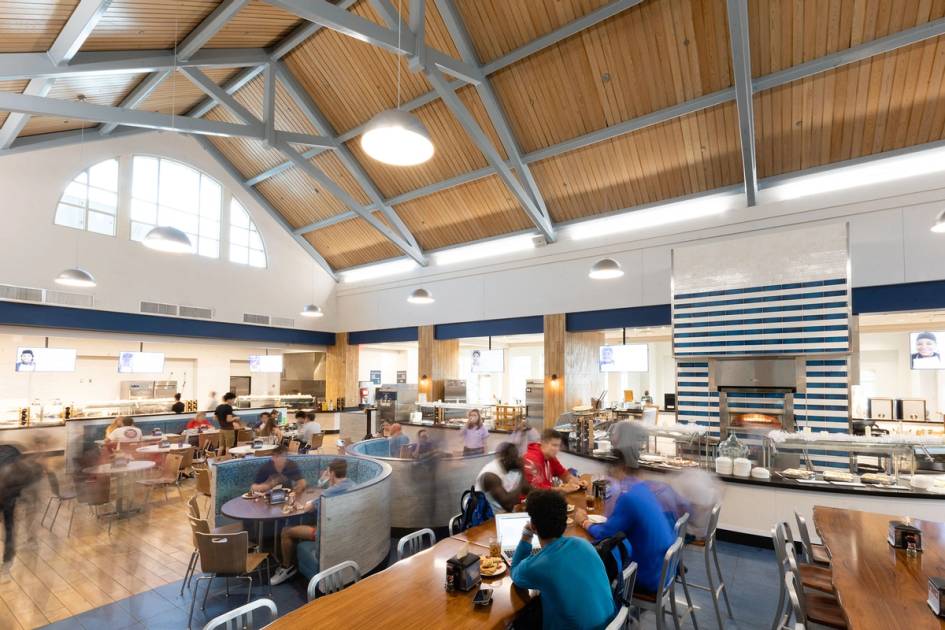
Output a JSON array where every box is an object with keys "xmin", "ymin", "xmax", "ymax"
[{"xmin": 495, "ymin": 512, "xmax": 541, "ymax": 564}]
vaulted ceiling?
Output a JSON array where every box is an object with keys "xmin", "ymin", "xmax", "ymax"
[{"xmin": 2, "ymin": 0, "xmax": 945, "ymax": 279}]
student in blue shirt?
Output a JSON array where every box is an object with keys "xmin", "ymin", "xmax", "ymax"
[
  {"xmin": 387, "ymin": 423, "xmax": 410, "ymax": 456},
  {"xmin": 510, "ymin": 490, "xmax": 615, "ymax": 630},
  {"xmin": 574, "ymin": 450, "xmax": 675, "ymax": 593}
]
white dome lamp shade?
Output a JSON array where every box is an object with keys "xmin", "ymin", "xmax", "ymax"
[
  {"xmin": 588, "ymin": 258, "xmax": 624, "ymax": 280},
  {"xmin": 932, "ymin": 209, "xmax": 945, "ymax": 233},
  {"xmin": 143, "ymin": 225, "xmax": 193, "ymax": 253},
  {"xmin": 300, "ymin": 304, "xmax": 324, "ymax": 318},
  {"xmin": 407, "ymin": 288, "xmax": 435, "ymax": 304},
  {"xmin": 55, "ymin": 267, "xmax": 96, "ymax": 288},
  {"xmin": 360, "ymin": 110, "xmax": 434, "ymax": 166}
]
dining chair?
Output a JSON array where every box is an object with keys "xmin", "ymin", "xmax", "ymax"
[
  {"xmin": 182, "ymin": 515, "xmax": 244, "ymax": 596},
  {"xmin": 199, "ymin": 432, "xmax": 221, "ymax": 455},
  {"xmin": 41, "ymin": 470, "xmax": 78, "ymax": 534},
  {"xmin": 670, "ymin": 513, "xmax": 698, "ymax": 629},
  {"xmin": 308, "ymin": 433, "xmax": 324, "ymax": 453},
  {"xmin": 287, "ymin": 440, "xmax": 301, "ymax": 454},
  {"xmin": 604, "ymin": 603, "xmax": 631, "ymax": 630},
  {"xmin": 201, "ymin": 598, "xmax": 277, "ymax": 630},
  {"xmin": 167, "ymin": 434, "xmax": 186, "ymax": 445},
  {"xmin": 396, "ymin": 528, "xmax": 435, "ymax": 561},
  {"xmin": 306, "ymin": 560, "xmax": 360, "ymax": 601},
  {"xmin": 631, "ymin": 538, "xmax": 685, "ymax": 630},
  {"xmin": 76, "ymin": 476, "xmax": 112, "ymax": 535},
  {"xmin": 683, "ymin": 504, "xmax": 734, "ymax": 629},
  {"xmin": 772, "ymin": 522, "xmax": 839, "ymax": 630},
  {"xmin": 785, "ymin": 573, "xmax": 808, "ymax": 630},
  {"xmin": 621, "ymin": 561, "xmax": 638, "ymax": 611},
  {"xmin": 794, "ymin": 512, "xmax": 830, "ymax": 565},
  {"xmin": 781, "ymin": 538, "xmax": 846, "ymax": 629},
  {"xmin": 236, "ymin": 429, "xmax": 254, "ymax": 444},
  {"xmin": 448, "ymin": 513, "xmax": 463, "ymax": 535},
  {"xmin": 188, "ymin": 530, "xmax": 270, "ymax": 628},
  {"xmin": 136, "ymin": 453, "xmax": 185, "ymax": 508}
]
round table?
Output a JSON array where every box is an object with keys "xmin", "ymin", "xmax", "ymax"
[
  {"xmin": 221, "ymin": 489, "xmax": 322, "ymax": 562},
  {"xmin": 136, "ymin": 443, "xmax": 192, "ymax": 454},
  {"xmin": 83, "ymin": 460, "xmax": 155, "ymax": 518},
  {"xmin": 228, "ymin": 445, "xmax": 278, "ymax": 457}
]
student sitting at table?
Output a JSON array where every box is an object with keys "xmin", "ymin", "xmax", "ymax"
[
  {"xmin": 269, "ymin": 458, "xmax": 356, "ymax": 585},
  {"xmin": 250, "ymin": 446, "xmax": 307, "ymax": 495},
  {"xmin": 104, "ymin": 416, "xmax": 126, "ymax": 437},
  {"xmin": 573, "ymin": 449, "xmax": 674, "ymax": 594},
  {"xmin": 106, "ymin": 416, "xmax": 143, "ymax": 443},
  {"xmin": 510, "ymin": 490, "xmax": 614, "ymax": 630},
  {"xmin": 475, "ymin": 442, "xmax": 530, "ymax": 513},
  {"xmin": 299, "ymin": 412, "xmax": 322, "ymax": 449},
  {"xmin": 186, "ymin": 412, "xmax": 213, "ymax": 431},
  {"xmin": 256, "ymin": 412, "xmax": 282, "ymax": 441},
  {"xmin": 387, "ymin": 423, "xmax": 409, "ymax": 456},
  {"xmin": 523, "ymin": 429, "xmax": 585, "ymax": 492}
]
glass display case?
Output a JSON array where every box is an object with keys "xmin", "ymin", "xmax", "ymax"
[
  {"xmin": 235, "ymin": 394, "xmax": 315, "ymax": 411},
  {"xmin": 636, "ymin": 423, "xmax": 714, "ymax": 470},
  {"xmin": 0, "ymin": 399, "xmax": 70, "ymax": 428},
  {"xmin": 68, "ymin": 398, "xmax": 177, "ymax": 419}
]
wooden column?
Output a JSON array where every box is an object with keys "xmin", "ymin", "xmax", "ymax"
[
  {"xmin": 544, "ymin": 314, "xmax": 565, "ymax": 428},
  {"xmin": 418, "ymin": 325, "xmax": 459, "ymax": 401},
  {"xmin": 565, "ymin": 330, "xmax": 605, "ymax": 410},
  {"xmin": 326, "ymin": 332, "xmax": 359, "ymax": 406}
]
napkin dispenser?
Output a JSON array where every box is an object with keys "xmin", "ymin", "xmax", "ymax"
[
  {"xmin": 151, "ymin": 428, "xmax": 163, "ymax": 436},
  {"xmin": 267, "ymin": 488, "xmax": 288, "ymax": 505},
  {"xmin": 159, "ymin": 439, "xmax": 171, "ymax": 448},
  {"xmin": 252, "ymin": 439, "xmax": 263, "ymax": 449},
  {"xmin": 928, "ymin": 576, "xmax": 945, "ymax": 617},
  {"xmin": 888, "ymin": 520, "xmax": 922, "ymax": 551},
  {"xmin": 446, "ymin": 553, "xmax": 480, "ymax": 592}
]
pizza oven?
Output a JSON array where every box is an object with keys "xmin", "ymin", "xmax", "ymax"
[{"xmin": 709, "ymin": 358, "xmax": 806, "ymax": 440}]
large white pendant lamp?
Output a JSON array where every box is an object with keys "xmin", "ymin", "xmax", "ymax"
[
  {"xmin": 407, "ymin": 288, "xmax": 434, "ymax": 304},
  {"xmin": 143, "ymin": 225, "xmax": 193, "ymax": 253},
  {"xmin": 55, "ymin": 267, "xmax": 96, "ymax": 288},
  {"xmin": 932, "ymin": 210, "xmax": 945, "ymax": 233},
  {"xmin": 589, "ymin": 258, "xmax": 624, "ymax": 280},
  {"xmin": 300, "ymin": 304, "xmax": 324, "ymax": 318}
]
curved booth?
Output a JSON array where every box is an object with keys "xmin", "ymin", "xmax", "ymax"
[
  {"xmin": 211, "ymin": 454, "xmax": 392, "ymax": 579},
  {"xmin": 347, "ymin": 437, "xmax": 493, "ymax": 529}
]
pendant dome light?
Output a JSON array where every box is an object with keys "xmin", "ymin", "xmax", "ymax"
[
  {"xmin": 143, "ymin": 225, "xmax": 193, "ymax": 253},
  {"xmin": 932, "ymin": 210, "xmax": 945, "ymax": 233},
  {"xmin": 300, "ymin": 304, "xmax": 324, "ymax": 318},
  {"xmin": 55, "ymin": 267, "xmax": 96, "ymax": 288},
  {"xmin": 359, "ymin": 0, "xmax": 434, "ymax": 166},
  {"xmin": 407, "ymin": 288, "xmax": 434, "ymax": 304},
  {"xmin": 588, "ymin": 258, "xmax": 624, "ymax": 280}
]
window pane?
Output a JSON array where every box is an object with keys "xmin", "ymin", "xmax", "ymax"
[
  {"xmin": 73, "ymin": 171, "xmax": 88, "ymax": 186},
  {"xmin": 88, "ymin": 188, "xmax": 117, "ymax": 214},
  {"xmin": 198, "ymin": 237, "xmax": 219, "ymax": 258},
  {"xmin": 159, "ymin": 160, "xmax": 199, "ymax": 212},
  {"xmin": 230, "ymin": 200, "xmax": 249, "ymax": 228},
  {"xmin": 55, "ymin": 203, "xmax": 85, "ymax": 229},
  {"xmin": 199, "ymin": 218, "xmax": 220, "ymax": 239},
  {"xmin": 248, "ymin": 229, "xmax": 263, "ymax": 252},
  {"xmin": 131, "ymin": 221, "xmax": 153, "ymax": 241},
  {"xmin": 87, "ymin": 211, "xmax": 115, "ymax": 236},
  {"xmin": 200, "ymin": 177, "xmax": 221, "ymax": 219},
  {"xmin": 131, "ymin": 199, "xmax": 157, "ymax": 223},
  {"xmin": 62, "ymin": 180, "xmax": 87, "ymax": 207},
  {"xmin": 132, "ymin": 156, "xmax": 159, "ymax": 201},
  {"xmin": 89, "ymin": 159, "xmax": 118, "ymax": 191},
  {"xmin": 160, "ymin": 207, "xmax": 199, "ymax": 235},
  {"xmin": 249, "ymin": 249, "xmax": 266, "ymax": 268},
  {"xmin": 229, "ymin": 244, "xmax": 248, "ymax": 264},
  {"xmin": 230, "ymin": 225, "xmax": 249, "ymax": 247}
]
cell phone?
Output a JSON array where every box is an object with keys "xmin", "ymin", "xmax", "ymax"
[{"xmin": 472, "ymin": 587, "xmax": 493, "ymax": 606}]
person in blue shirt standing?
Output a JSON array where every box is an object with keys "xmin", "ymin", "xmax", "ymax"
[
  {"xmin": 574, "ymin": 450, "xmax": 675, "ymax": 594},
  {"xmin": 510, "ymin": 490, "xmax": 615, "ymax": 630}
]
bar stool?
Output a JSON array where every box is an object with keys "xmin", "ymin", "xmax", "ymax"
[
  {"xmin": 671, "ymin": 513, "xmax": 699, "ymax": 629},
  {"xmin": 682, "ymin": 504, "xmax": 733, "ymax": 629},
  {"xmin": 631, "ymin": 538, "xmax": 685, "ymax": 630}
]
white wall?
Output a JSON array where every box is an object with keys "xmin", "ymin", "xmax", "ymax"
[
  {"xmin": 357, "ymin": 344, "xmax": 418, "ymax": 385},
  {"xmin": 0, "ymin": 132, "xmax": 337, "ymax": 329}
]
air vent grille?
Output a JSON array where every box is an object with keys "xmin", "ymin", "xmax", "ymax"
[
  {"xmin": 140, "ymin": 301, "xmax": 178, "ymax": 316},
  {"xmin": 179, "ymin": 305, "xmax": 213, "ymax": 320},
  {"xmin": 243, "ymin": 313, "xmax": 270, "ymax": 325},
  {"xmin": 271, "ymin": 316, "xmax": 294, "ymax": 328},
  {"xmin": 0, "ymin": 284, "xmax": 44, "ymax": 303},
  {"xmin": 45, "ymin": 290, "xmax": 94, "ymax": 308}
]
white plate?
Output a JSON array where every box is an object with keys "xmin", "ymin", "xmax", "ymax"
[
  {"xmin": 587, "ymin": 514, "xmax": 607, "ymax": 524},
  {"xmin": 566, "ymin": 504, "xmax": 575, "ymax": 513}
]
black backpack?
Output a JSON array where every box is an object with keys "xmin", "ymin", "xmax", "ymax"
[
  {"xmin": 594, "ymin": 532, "xmax": 634, "ymax": 606},
  {"xmin": 455, "ymin": 486, "xmax": 495, "ymax": 533}
]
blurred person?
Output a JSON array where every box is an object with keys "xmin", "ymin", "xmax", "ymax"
[
  {"xmin": 104, "ymin": 415, "xmax": 126, "ymax": 437},
  {"xmin": 270, "ymin": 459, "xmax": 355, "ymax": 585},
  {"xmin": 205, "ymin": 391, "xmax": 219, "ymax": 411},
  {"xmin": 301, "ymin": 412, "xmax": 322, "ymax": 439},
  {"xmin": 186, "ymin": 411, "xmax": 213, "ymax": 431},
  {"xmin": 250, "ymin": 446, "xmax": 306, "ymax": 494},
  {"xmin": 412, "ymin": 429, "xmax": 436, "ymax": 458},
  {"xmin": 107, "ymin": 416, "xmax": 143, "ymax": 443},
  {"xmin": 668, "ymin": 468, "xmax": 722, "ymax": 539},
  {"xmin": 609, "ymin": 417, "xmax": 646, "ymax": 467},
  {"xmin": 510, "ymin": 490, "xmax": 614, "ymax": 630},
  {"xmin": 0, "ymin": 443, "xmax": 43, "ymax": 574},
  {"xmin": 171, "ymin": 393, "xmax": 185, "ymax": 414},
  {"xmin": 574, "ymin": 449, "xmax": 674, "ymax": 594},
  {"xmin": 523, "ymin": 429, "xmax": 584, "ymax": 492},
  {"xmin": 510, "ymin": 420, "xmax": 540, "ymax": 457},
  {"xmin": 256, "ymin": 412, "xmax": 281, "ymax": 440},
  {"xmin": 293, "ymin": 410, "xmax": 307, "ymax": 427},
  {"xmin": 460, "ymin": 409, "xmax": 489, "ymax": 456},
  {"xmin": 376, "ymin": 421, "xmax": 391, "ymax": 438},
  {"xmin": 214, "ymin": 392, "xmax": 241, "ymax": 430},
  {"xmin": 387, "ymin": 423, "xmax": 409, "ymax": 456},
  {"xmin": 475, "ymin": 442, "xmax": 530, "ymax": 513}
]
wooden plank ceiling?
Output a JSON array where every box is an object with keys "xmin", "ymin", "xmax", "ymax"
[{"xmin": 0, "ymin": 0, "xmax": 944, "ymax": 271}]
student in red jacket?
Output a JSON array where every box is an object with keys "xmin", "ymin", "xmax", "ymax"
[{"xmin": 523, "ymin": 429, "xmax": 585, "ymax": 492}]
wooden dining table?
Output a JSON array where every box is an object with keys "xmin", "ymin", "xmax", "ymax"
[
  {"xmin": 266, "ymin": 491, "xmax": 604, "ymax": 629},
  {"xmin": 813, "ymin": 506, "xmax": 945, "ymax": 630}
]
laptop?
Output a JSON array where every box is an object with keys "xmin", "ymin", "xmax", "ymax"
[{"xmin": 495, "ymin": 512, "xmax": 541, "ymax": 564}]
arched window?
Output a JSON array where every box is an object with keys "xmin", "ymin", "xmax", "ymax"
[
  {"xmin": 130, "ymin": 156, "xmax": 221, "ymax": 258},
  {"xmin": 229, "ymin": 199, "xmax": 267, "ymax": 268},
  {"xmin": 55, "ymin": 158, "xmax": 119, "ymax": 235}
]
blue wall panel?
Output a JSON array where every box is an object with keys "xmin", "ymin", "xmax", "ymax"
[
  {"xmin": 434, "ymin": 316, "xmax": 543, "ymax": 340},
  {"xmin": 348, "ymin": 326, "xmax": 419, "ymax": 344},
  {"xmin": 852, "ymin": 279, "xmax": 945, "ymax": 314},
  {"xmin": 566, "ymin": 305, "xmax": 671, "ymax": 332}
]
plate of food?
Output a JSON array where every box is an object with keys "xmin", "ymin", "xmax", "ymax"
[
  {"xmin": 566, "ymin": 517, "xmax": 574, "ymax": 526},
  {"xmin": 861, "ymin": 472, "xmax": 894, "ymax": 485},
  {"xmin": 479, "ymin": 556, "xmax": 506, "ymax": 577},
  {"xmin": 241, "ymin": 491, "xmax": 256, "ymax": 499},
  {"xmin": 566, "ymin": 504, "xmax": 575, "ymax": 513},
  {"xmin": 639, "ymin": 454, "xmax": 665, "ymax": 464},
  {"xmin": 780, "ymin": 468, "xmax": 815, "ymax": 480},
  {"xmin": 823, "ymin": 470, "xmax": 855, "ymax": 483},
  {"xmin": 587, "ymin": 514, "xmax": 607, "ymax": 524}
]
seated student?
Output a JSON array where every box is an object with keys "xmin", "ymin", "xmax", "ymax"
[
  {"xmin": 186, "ymin": 412, "xmax": 213, "ymax": 431},
  {"xmin": 104, "ymin": 416, "xmax": 126, "ymax": 437},
  {"xmin": 574, "ymin": 449, "xmax": 675, "ymax": 594},
  {"xmin": 107, "ymin": 416, "xmax": 143, "ymax": 443},
  {"xmin": 523, "ymin": 429, "xmax": 585, "ymax": 492},
  {"xmin": 270, "ymin": 459, "xmax": 356, "ymax": 584},
  {"xmin": 474, "ymin": 442, "xmax": 530, "ymax": 513},
  {"xmin": 510, "ymin": 490, "xmax": 614, "ymax": 630},
  {"xmin": 299, "ymin": 412, "xmax": 322, "ymax": 448},
  {"xmin": 250, "ymin": 446, "xmax": 307, "ymax": 495},
  {"xmin": 411, "ymin": 429, "xmax": 436, "ymax": 458},
  {"xmin": 256, "ymin": 412, "xmax": 281, "ymax": 440},
  {"xmin": 387, "ymin": 423, "xmax": 409, "ymax": 456}
]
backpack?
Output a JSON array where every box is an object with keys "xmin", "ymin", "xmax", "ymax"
[
  {"xmin": 455, "ymin": 486, "xmax": 494, "ymax": 532},
  {"xmin": 594, "ymin": 532, "xmax": 634, "ymax": 606}
]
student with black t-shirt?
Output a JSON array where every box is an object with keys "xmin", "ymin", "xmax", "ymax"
[
  {"xmin": 171, "ymin": 393, "xmax": 185, "ymax": 414},
  {"xmin": 215, "ymin": 392, "xmax": 241, "ymax": 451}
]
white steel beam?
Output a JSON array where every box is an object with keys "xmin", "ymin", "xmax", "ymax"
[
  {"xmin": 263, "ymin": 63, "xmax": 276, "ymax": 147},
  {"xmin": 177, "ymin": 0, "xmax": 249, "ymax": 61},
  {"xmin": 100, "ymin": 70, "xmax": 172, "ymax": 134},
  {"xmin": 407, "ymin": 0, "xmax": 426, "ymax": 72},
  {"xmin": 0, "ymin": 126, "xmax": 147, "ymax": 155},
  {"xmin": 726, "ymin": 0, "xmax": 757, "ymax": 206}
]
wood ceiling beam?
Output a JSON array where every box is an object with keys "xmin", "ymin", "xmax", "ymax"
[{"xmin": 725, "ymin": 0, "xmax": 758, "ymax": 206}]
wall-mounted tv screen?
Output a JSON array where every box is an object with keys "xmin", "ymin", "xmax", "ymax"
[
  {"xmin": 910, "ymin": 331, "xmax": 945, "ymax": 370},
  {"xmin": 249, "ymin": 355, "xmax": 283, "ymax": 373},
  {"xmin": 15, "ymin": 347, "xmax": 77, "ymax": 373},
  {"xmin": 599, "ymin": 344, "xmax": 648, "ymax": 372},
  {"xmin": 470, "ymin": 348, "xmax": 504, "ymax": 373},
  {"xmin": 118, "ymin": 351, "xmax": 166, "ymax": 374}
]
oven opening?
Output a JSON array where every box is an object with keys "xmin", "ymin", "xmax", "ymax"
[{"xmin": 731, "ymin": 412, "xmax": 781, "ymax": 427}]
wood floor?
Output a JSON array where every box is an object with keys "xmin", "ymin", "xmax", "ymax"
[{"xmin": 0, "ymin": 465, "xmax": 196, "ymax": 630}]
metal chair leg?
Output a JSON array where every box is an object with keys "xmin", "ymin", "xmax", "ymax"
[
  {"xmin": 668, "ymin": 584, "xmax": 681, "ymax": 630},
  {"xmin": 712, "ymin": 542, "xmax": 734, "ymax": 618},
  {"xmin": 41, "ymin": 497, "xmax": 54, "ymax": 528},
  {"xmin": 677, "ymin": 564, "xmax": 699, "ymax": 630},
  {"xmin": 51, "ymin": 500, "xmax": 63, "ymax": 529},
  {"xmin": 201, "ymin": 575, "xmax": 214, "ymax": 610},
  {"xmin": 243, "ymin": 575, "xmax": 253, "ymax": 604},
  {"xmin": 180, "ymin": 550, "xmax": 198, "ymax": 597},
  {"xmin": 189, "ymin": 575, "xmax": 211, "ymax": 629},
  {"xmin": 66, "ymin": 501, "xmax": 76, "ymax": 536}
]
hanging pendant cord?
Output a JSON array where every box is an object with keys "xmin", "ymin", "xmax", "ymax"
[{"xmin": 396, "ymin": 0, "xmax": 402, "ymax": 109}]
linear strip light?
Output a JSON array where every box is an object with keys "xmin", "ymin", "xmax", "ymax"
[
  {"xmin": 433, "ymin": 233, "xmax": 537, "ymax": 266},
  {"xmin": 340, "ymin": 258, "xmax": 419, "ymax": 283},
  {"xmin": 567, "ymin": 195, "xmax": 733, "ymax": 241}
]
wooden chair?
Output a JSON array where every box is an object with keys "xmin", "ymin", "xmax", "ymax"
[
  {"xmin": 287, "ymin": 440, "xmax": 301, "ymax": 454},
  {"xmin": 181, "ymin": 515, "xmax": 243, "ymax": 596},
  {"xmin": 306, "ymin": 560, "xmax": 360, "ymax": 601},
  {"xmin": 178, "ymin": 446, "xmax": 195, "ymax": 477},
  {"xmin": 199, "ymin": 432, "xmax": 221, "ymax": 454},
  {"xmin": 794, "ymin": 512, "xmax": 830, "ymax": 566},
  {"xmin": 136, "ymin": 453, "xmax": 184, "ymax": 508},
  {"xmin": 187, "ymin": 494, "xmax": 202, "ymax": 520},
  {"xmin": 166, "ymin": 434, "xmax": 185, "ymax": 445},
  {"xmin": 236, "ymin": 429, "xmax": 254, "ymax": 444},
  {"xmin": 783, "ymin": 544, "xmax": 846, "ymax": 629},
  {"xmin": 41, "ymin": 470, "xmax": 78, "ymax": 534},
  {"xmin": 76, "ymin": 476, "xmax": 112, "ymax": 534},
  {"xmin": 396, "ymin": 528, "xmax": 435, "ymax": 561},
  {"xmin": 308, "ymin": 433, "xmax": 324, "ymax": 453},
  {"xmin": 201, "ymin": 598, "xmax": 277, "ymax": 630},
  {"xmin": 187, "ymin": 529, "xmax": 270, "ymax": 628},
  {"xmin": 771, "ymin": 523, "xmax": 838, "ymax": 630}
]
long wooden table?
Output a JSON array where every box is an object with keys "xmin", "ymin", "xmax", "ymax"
[
  {"xmin": 266, "ymin": 492, "xmax": 603, "ymax": 629},
  {"xmin": 813, "ymin": 506, "xmax": 945, "ymax": 630}
]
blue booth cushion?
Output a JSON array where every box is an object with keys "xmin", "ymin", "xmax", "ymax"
[{"xmin": 297, "ymin": 541, "xmax": 320, "ymax": 580}]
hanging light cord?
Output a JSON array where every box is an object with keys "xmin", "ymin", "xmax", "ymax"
[
  {"xmin": 396, "ymin": 0, "xmax": 402, "ymax": 110},
  {"xmin": 76, "ymin": 119, "xmax": 85, "ymax": 268},
  {"xmin": 171, "ymin": 5, "xmax": 180, "ymax": 130}
]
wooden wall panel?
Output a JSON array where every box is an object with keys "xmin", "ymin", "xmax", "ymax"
[
  {"xmin": 543, "ymin": 314, "xmax": 565, "ymax": 429},
  {"xmin": 565, "ymin": 330, "xmax": 604, "ymax": 411},
  {"xmin": 83, "ymin": 0, "xmax": 217, "ymax": 51},
  {"xmin": 304, "ymin": 217, "xmax": 401, "ymax": 269},
  {"xmin": 530, "ymin": 102, "xmax": 742, "ymax": 223},
  {"xmin": 0, "ymin": 0, "xmax": 77, "ymax": 53},
  {"xmin": 205, "ymin": 0, "xmax": 301, "ymax": 49},
  {"xmin": 326, "ymin": 332, "xmax": 360, "ymax": 406},
  {"xmin": 418, "ymin": 325, "xmax": 459, "ymax": 402},
  {"xmin": 254, "ymin": 165, "xmax": 344, "ymax": 228},
  {"xmin": 754, "ymin": 35, "xmax": 945, "ymax": 179},
  {"xmin": 490, "ymin": 0, "xmax": 733, "ymax": 153}
]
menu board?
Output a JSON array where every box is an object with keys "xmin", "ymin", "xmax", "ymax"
[
  {"xmin": 249, "ymin": 355, "xmax": 283, "ymax": 373},
  {"xmin": 470, "ymin": 349, "xmax": 504, "ymax": 373},
  {"xmin": 118, "ymin": 351, "xmax": 165, "ymax": 373},
  {"xmin": 370, "ymin": 370, "xmax": 382, "ymax": 384},
  {"xmin": 599, "ymin": 344, "xmax": 648, "ymax": 372},
  {"xmin": 910, "ymin": 332, "xmax": 945, "ymax": 370},
  {"xmin": 15, "ymin": 347, "xmax": 77, "ymax": 372}
]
